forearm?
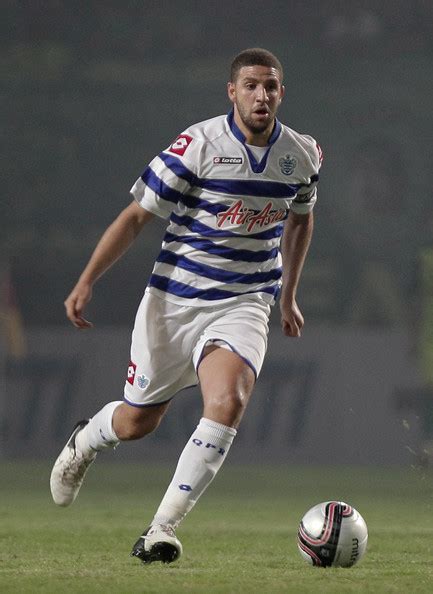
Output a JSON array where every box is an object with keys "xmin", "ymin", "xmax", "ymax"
[
  {"xmin": 280, "ymin": 211, "xmax": 314, "ymax": 304},
  {"xmin": 78, "ymin": 201, "xmax": 153, "ymax": 287}
]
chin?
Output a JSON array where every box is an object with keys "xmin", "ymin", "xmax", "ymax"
[{"xmin": 245, "ymin": 121, "xmax": 269, "ymax": 135}]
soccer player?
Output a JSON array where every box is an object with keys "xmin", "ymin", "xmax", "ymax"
[{"xmin": 50, "ymin": 48, "xmax": 322, "ymax": 564}]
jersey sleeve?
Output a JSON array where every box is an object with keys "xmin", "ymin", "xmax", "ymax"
[
  {"xmin": 130, "ymin": 132, "xmax": 200, "ymax": 219},
  {"xmin": 290, "ymin": 140, "xmax": 323, "ymax": 215}
]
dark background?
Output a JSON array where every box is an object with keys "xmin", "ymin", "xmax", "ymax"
[{"xmin": 3, "ymin": 0, "xmax": 432, "ymax": 328}]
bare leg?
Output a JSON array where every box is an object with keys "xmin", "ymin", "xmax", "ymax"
[
  {"xmin": 149, "ymin": 346, "xmax": 255, "ymax": 529},
  {"xmin": 199, "ymin": 344, "xmax": 256, "ymax": 428},
  {"xmin": 113, "ymin": 401, "xmax": 170, "ymax": 440}
]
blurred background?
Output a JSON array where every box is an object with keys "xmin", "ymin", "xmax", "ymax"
[{"xmin": 1, "ymin": 0, "xmax": 432, "ymax": 466}]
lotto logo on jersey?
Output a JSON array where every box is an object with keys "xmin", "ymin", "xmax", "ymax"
[
  {"xmin": 213, "ymin": 156, "xmax": 243, "ymax": 165},
  {"xmin": 168, "ymin": 134, "xmax": 193, "ymax": 156},
  {"xmin": 126, "ymin": 360, "xmax": 136, "ymax": 385}
]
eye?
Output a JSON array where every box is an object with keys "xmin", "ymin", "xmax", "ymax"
[{"xmin": 266, "ymin": 84, "xmax": 278, "ymax": 93}]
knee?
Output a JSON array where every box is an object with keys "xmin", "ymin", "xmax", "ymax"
[
  {"xmin": 226, "ymin": 392, "xmax": 247, "ymax": 418},
  {"xmin": 205, "ymin": 390, "xmax": 248, "ymax": 428}
]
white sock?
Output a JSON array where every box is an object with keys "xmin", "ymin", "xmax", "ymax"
[
  {"xmin": 152, "ymin": 417, "xmax": 237, "ymax": 528},
  {"xmin": 75, "ymin": 401, "xmax": 122, "ymax": 455}
]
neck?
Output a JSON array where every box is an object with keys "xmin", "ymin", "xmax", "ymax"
[{"xmin": 233, "ymin": 109, "xmax": 274, "ymax": 147}]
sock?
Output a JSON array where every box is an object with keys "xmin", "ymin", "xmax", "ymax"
[
  {"xmin": 152, "ymin": 417, "xmax": 237, "ymax": 528},
  {"xmin": 75, "ymin": 401, "xmax": 122, "ymax": 455}
]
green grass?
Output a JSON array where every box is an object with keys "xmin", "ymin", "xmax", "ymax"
[{"xmin": 1, "ymin": 462, "xmax": 433, "ymax": 593}]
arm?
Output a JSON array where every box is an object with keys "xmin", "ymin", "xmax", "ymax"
[
  {"xmin": 279, "ymin": 210, "xmax": 314, "ymax": 337},
  {"xmin": 64, "ymin": 200, "xmax": 154, "ymax": 329}
]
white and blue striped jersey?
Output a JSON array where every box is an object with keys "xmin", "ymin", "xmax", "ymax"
[{"xmin": 130, "ymin": 110, "xmax": 322, "ymax": 307}]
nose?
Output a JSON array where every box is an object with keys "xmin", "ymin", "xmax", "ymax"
[{"xmin": 255, "ymin": 85, "xmax": 269, "ymax": 103}]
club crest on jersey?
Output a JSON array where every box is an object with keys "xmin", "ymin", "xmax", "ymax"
[
  {"xmin": 279, "ymin": 154, "xmax": 297, "ymax": 176},
  {"xmin": 168, "ymin": 134, "xmax": 193, "ymax": 156},
  {"xmin": 137, "ymin": 374, "xmax": 150, "ymax": 390},
  {"xmin": 213, "ymin": 156, "xmax": 243, "ymax": 165},
  {"xmin": 126, "ymin": 361, "xmax": 136, "ymax": 385},
  {"xmin": 217, "ymin": 200, "xmax": 287, "ymax": 233}
]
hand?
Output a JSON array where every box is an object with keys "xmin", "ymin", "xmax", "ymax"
[
  {"xmin": 64, "ymin": 282, "xmax": 94, "ymax": 329},
  {"xmin": 280, "ymin": 299, "xmax": 304, "ymax": 337}
]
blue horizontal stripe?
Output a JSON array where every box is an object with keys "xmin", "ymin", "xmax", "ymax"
[
  {"xmin": 141, "ymin": 166, "xmax": 180, "ymax": 206},
  {"xmin": 170, "ymin": 213, "xmax": 284, "ymax": 240},
  {"xmin": 163, "ymin": 231, "xmax": 279, "ymax": 263},
  {"xmin": 159, "ymin": 152, "xmax": 198, "ymax": 185},
  {"xmin": 197, "ymin": 178, "xmax": 300, "ymax": 198},
  {"xmin": 142, "ymin": 164, "xmax": 225, "ymax": 216},
  {"xmin": 156, "ymin": 249, "xmax": 282, "ymax": 285},
  {"xmin": 143, "ymin": 165, "xmax": 288, "ymax": 235},
  {"xmin": 149, "ymin": 274, "xmax": 279, "ymax": 301},
  {"xmin": 159, "ymin": 152, "xmax": 317, "ymax": 198},
  {"xmin": 182, "ymin": 195, "xmax": 225, "ymax": 215}
]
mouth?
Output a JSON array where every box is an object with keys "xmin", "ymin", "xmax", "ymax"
[{"xmin": 253, "ymin": 108, "xmax": 270, "ymax": 118}]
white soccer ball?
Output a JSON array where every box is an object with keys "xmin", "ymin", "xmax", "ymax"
[{"xmin": 297, "ymin": 501, "xmax": 368, "ymax": 567}]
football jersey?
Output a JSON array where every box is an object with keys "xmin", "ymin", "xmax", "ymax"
[{"xmin": 130, "ymin": 109, "xmax": 322, "ymax": 307}]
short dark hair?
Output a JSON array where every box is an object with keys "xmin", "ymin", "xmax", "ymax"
[{"xmin": 230, "ymin": 48, "xmax": 283, "ymax": 82}]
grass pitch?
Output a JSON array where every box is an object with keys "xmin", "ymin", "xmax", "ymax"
[{"xmin": 1, "ymin": 461, "xmax": 433, "ymax": 593}]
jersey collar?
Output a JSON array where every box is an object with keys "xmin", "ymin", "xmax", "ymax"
[{"xmin": 227, "ymin": 108, "xmax": 282, "ymax": 174}]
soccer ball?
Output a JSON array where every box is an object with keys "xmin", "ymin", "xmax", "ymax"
[{"xmin": 297, "ymin": 501, "xmax": 368, "ymax": 568}]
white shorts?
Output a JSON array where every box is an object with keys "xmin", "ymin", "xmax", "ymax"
[{"xmin": 123, "ymin": 289, "xmax": 271, "ymax": 407}]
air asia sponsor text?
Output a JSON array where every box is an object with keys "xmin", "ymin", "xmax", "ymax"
[{"xmin": 217, "ymin": 200, "xmax": 287, "ymax": 232}]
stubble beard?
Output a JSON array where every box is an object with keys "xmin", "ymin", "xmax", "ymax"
[{"xmin": 236, "ymin": 102, "xmax": 273, "ymax": 135}]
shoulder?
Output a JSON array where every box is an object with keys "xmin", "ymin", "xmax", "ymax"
[
  {"xmin": 180, "ymin": 114, "xmax": 227, "ymax": 144},
  {"xmin": 279, "ymin": 123, "xmax": 323, "ymax": 173},
  {"xmin": 163, "ymin": 115, "xmax": 227, "ymax": 172}
]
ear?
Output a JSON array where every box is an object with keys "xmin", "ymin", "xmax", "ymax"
[
  {"xmin": 227, "ymin": 81, "xmax": 236, "ymax": 104},
  {"xmin": 279, "ymin": 84, "xmax": 285, "ymax": 104}
]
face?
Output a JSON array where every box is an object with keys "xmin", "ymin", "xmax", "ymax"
[{"xmin": 227, "ymin": 65, "xmax": 285, "ymax": 140}]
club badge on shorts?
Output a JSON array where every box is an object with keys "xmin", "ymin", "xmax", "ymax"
[{"xmin": 137, "ymin": 374, "xmax": 150, "ymax": 390}]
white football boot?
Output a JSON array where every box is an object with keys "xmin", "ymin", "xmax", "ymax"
[
  {"xmin": 50, "ymin": 420, "xmax": 96, "ymax": 506},
  {"xmin": 131, "ymin": 524, "xmax": 183, "ymax": 564}
]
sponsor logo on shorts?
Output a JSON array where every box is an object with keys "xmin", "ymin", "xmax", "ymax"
[
  {"xmin": 137, "ymin": 374, "xmax": 150, "ymax": 390},
  {"xmin": 217, "ymin": 199, "xmax": 287, "ymax": 232},
  {"xmin": 213, "ymin": 156, "xmax": 243, "ymax": 164},
  {"xmin": 126, "ymin": 360, "xmax": 136, "ymax": 385},
  {"xmin": 168, "ymin": 134, "xmax": 193, "ymax": 156}
]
